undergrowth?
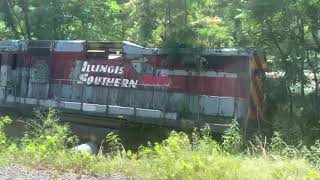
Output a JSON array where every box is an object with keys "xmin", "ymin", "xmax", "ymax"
[{"xmin": 0, "ymin": 109, "xmax": 319, "ymax": 179}]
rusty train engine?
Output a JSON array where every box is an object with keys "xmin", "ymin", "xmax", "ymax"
[{"xmin": 0, "ymin": 40, "xmax": 267, "ymax": 135}]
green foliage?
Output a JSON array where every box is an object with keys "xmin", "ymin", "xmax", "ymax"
[
  {"xmin": 0, "ymin": 0, "xmax": 125, "ymax": 40},
  {"xmin": 309, "ymin": 140, "xmax": 320, "ymax": 165},
  {"xmin": 0, "ymin": 114, "xmax": 320, "ymax": 179},
  {"xmin": 246, "ymin": 131, "xmax": 268, "ymax": 156},
  {"xmin": 16, "ymin": 108, "xmax": 78, "ymax": 163},
  {"xmin": 270, "ymin": 132, "xmax": 287, "ymax": 154},
  {"xmin": 222, "ymin": 120, "xmax": 243, "ymax": 153},
  {"xmin": 0, "ymin": 116, "xmax": 12, "ymax": 145},
  {"xmin": 0, "ymin": 0, "xmax": 320, "ymax": 176},
  {"xmin": 194, "ymin": 16, "xmax": 234, "ymax": 47},
  {"xmin": 0, "ymin": 0, "xmax": 236, "ymax": 48},
  {"xmin": 105, "ymin": 132, "xmax": 125, "ymax": 156},
  {"xmin": 269, "ymin": 131, "xmax": 301, "ymax": 158}
]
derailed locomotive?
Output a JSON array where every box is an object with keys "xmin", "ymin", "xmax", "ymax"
[{"xmin": 0, "ymin": 40, "xmax": 267, "ymax": 133}]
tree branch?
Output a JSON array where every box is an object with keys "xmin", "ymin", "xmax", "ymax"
[{"xmin": 6, "ymin": 0, "xmax": 27, "ymax": 39}]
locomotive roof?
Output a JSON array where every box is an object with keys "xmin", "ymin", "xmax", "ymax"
[{"xmin": 0, "ymin": 40, "xmax": 261, "ymax": 56}]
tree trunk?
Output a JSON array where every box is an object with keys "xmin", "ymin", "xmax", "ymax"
[
  {"xmin": 300, "ymin": 60, "xmax": 305, "ymax": 96},
  {"xmin": 298, "ymin": 17, "xmax": 305, "ymax": 97},
  {"xmin": 288, "ymin": 82, "xmax": 294, "ymax": 118},
  {"xmin": 20, "ymin": 0, "xmax": 31, "ymax": 39},
  {"xmin": 313, "ymin": 71, "xmax": 319, "ymax": 117}
]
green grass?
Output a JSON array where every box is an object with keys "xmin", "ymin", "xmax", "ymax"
[{"xmin": 0, "ymin": 109, "xmax": 319, "ymax": 179}]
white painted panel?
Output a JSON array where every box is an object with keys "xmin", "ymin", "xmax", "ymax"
[
  {"xmin": 123, "ymin": 43, "xmax": 153, "ymax": 55},
  {"xmin": 219, "ymin": 97, "xmax": 235, "ymax": 117},
  {"xmin": 39, "ymin": 100, "xmax": 46, "ymax": 106},
  {"xmin": 95, "ymin": 105, "xmax": 107, "ymax": 113},
  {"xmin": 39, "ymin": 100, "xmax": 58, "ymax": 108},
  {"xmin": 136, "ymin": 108, "xmax": 162, "ymax": 118},
  {"xmin": 157, "ymin": 69, "xmax": 237, "ymax": 78},
  {"xmin": 6, "ymin": 95, "xmax": 15, "ymax": 103},
  {"xmin": 0, "ymin": 40, "xmax": 26, "ymax": 51},
  {"xmin": 0, "ymin": 65, "xmax": 8, "ymax": 86},
  {"xmin": 54, "ymin": 40, "xmax": 85, "ymax": 52},
  {"xmin": 25, "ymin": 98, "xmax": 37, "ymax": 105},
  {"xmin": 83, "ymin": 103, "xmax": 106, "ymax": 113},
  {"xmin": 18, "ymin": 97, "xmax": 25, "ymax": 103},
  {"xmin": 83, "ymin": 103, "xmax": 96, "ymax": 112},
  {"xmin": 203, "ymin": 48, "xmax": 251, "ymax": 56},
  {"xmin": 164, "ymin": 112, "xmax": 178, "ymax": 120},
  {"xmin": 61, "ymin": 101, "xmax": 81, "ymax": 110},
  {"xmin": 200, "ymin": 96, "xmax": 219, "ymax": 116},
  {"xmin": 109, "ymin": 105, "xmax": 134, "ymax": 116}
]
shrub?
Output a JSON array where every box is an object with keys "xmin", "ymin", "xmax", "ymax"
[
  {"xmin": 20, "ymin": 108, "xmax": 78, "ymax": 158},
  {"xmin": 222, "ymin": 119, "xmax": 242, "ymax": 153},
  {"xmin": 270, "ymin": 131, "xmax": 302, "ymax": 158},
  {"xmin": 0, "ymin": 116, "xmax": 12, "ymax": 145},
  {"xmin": 309, "ymin": 140, "xmax": 320, "ymax": 166},
  {"xmin": 105, "ymin": 132, "xmax": 125, "ymax": 156}
]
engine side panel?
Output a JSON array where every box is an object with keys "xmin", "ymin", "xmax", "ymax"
[{"xmin": 0, "ymin": 40, "xmax": 255, "ymax": 131}]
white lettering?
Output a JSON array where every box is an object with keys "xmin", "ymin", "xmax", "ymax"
[
  {"xmin": 79, "ymin": 73, "xmax": 88, "ymax": 82},
  {"xmin": 95, "ymin": 65, "xmax": 101, "ymax": 72},
  {"xmin": 94, "ymin": 77, "xmax": 102, "ymax": 85},
  {"xmin": 91, "ymin": 65, "xmax": 97, "ymax": 72},
  {"xmin": 81, "ymin": 61, "xmax": 88, "ymax": 72},
  {"xmin": 122, "ymin": 79, "xmax": 129, "ymax": 87},
  {"xmin": 86, "ymin": 76, "xmax": 94, "ymax": 85},
  {"xmin": 86, "ymin": 65, "xmax": 91, "ymax": 72},
  {"xmin": 115, "ymin": 66, "xmax": 120, "ymax": 74},
  {"xmin": 114, "ymin": 78, "xmax": 121, "ymax": 87},
  {"xmin": 106, "ymin": 78, "xmax": 115, "ymax": 86},
  {"xmin": 100, "ymin": 65, "xmax": 108, "ymax": 73},
  {"xmin": 118, "ymin": 67, "xmax": 124, "ymax": 74},
  {"xmin": 129, "ymin": 80, "xmax": 138, "ymax": 88},
  {"xmin": 107, "ymin": 66, "xmax": 115, "ymax": 74},
  {"xmin": 79, "ymin": 62, "xmax": 137, "ymax": 88},
  {"xmin": 102, "ymin": 77, "xmax": 108, "ymax": 85}
]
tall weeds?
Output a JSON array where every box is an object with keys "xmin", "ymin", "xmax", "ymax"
[
  {"xmin": 0, "ymin": 110, "xmax": 319, "ymax": 179},
  {"xmin": 222, "ymin": 119, "xmax": 242, "ymax": 154}
]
